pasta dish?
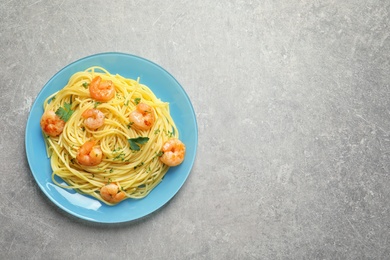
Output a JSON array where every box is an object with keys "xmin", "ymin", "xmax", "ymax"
[{"xmin": 40, "ymin": 66, "xmax": 186, "ymax": 205}]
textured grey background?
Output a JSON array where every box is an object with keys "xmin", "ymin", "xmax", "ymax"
[{"xmin": 1, "ymin": 0, "xmax": 389, "ymax": 259}]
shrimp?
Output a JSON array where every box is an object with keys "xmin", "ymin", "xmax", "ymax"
[
  {"xmin": 89, "ymin": 76, "xmax": 115, "ymax": 102},
  {"xmin": 100, "ymin": 183, "xmax": 126, "ymax": 204},
  {"xmin": 129, "ymin": 102, "xmax": 155, "ymax": 131},
  {"xmin": 160, "ymin": 138, "xmax": 186, "ymax": 166},
  {"xmin": 76, "ymin": 141, "xmax": 103, "ymax": 166},
  {"xmin": 40, "ymin": 110, "xmax": 66, "ymax": 137},
  {"xmin": 82, "ymin": 109, "xmax": 105, "ymax": 130}
]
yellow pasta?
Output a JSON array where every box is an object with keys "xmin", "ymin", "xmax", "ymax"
[{"xmin": 41, "ymin": 66, "xmax": 179, "ymax": 205}]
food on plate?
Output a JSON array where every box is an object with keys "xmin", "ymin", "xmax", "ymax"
[
  {"xmin": 40, "ymin": 66, "xmax": 186, "ymax": 205},
  {"xmin": 159, "ymin": 138, "xmax": 186, "ymax": 167}
]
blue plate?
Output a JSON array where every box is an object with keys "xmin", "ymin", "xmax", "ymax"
[{"xmin": 25, "ymin": 52, "xmax": 198, "ymax": 223}]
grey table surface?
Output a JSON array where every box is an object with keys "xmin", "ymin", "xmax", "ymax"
[{"xmin": 1, "ymin": 0, "xmax": 389, "ymax": 259}]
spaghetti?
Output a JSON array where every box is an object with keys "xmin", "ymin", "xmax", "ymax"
[{"xmin": 40, "ymin": 66, "xmax": 185, "ymax": 205}]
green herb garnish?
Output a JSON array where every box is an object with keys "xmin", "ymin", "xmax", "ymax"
[
  {"xmin": 166, "ymin": 130, "xmax": 174, "ymax": 137},
  {"xmin": 55, "ymin": 102, "xmax": 74, "ymax": 122},
  {"xmin": 128, "ymin": 136, "xmax": 149, "ymax": 151},
  {"xmin": 94, "ymin": 101, "xmax": 102, "ymax": 108},
  {"xmin": 134, "ymin": 162, "xmax": 144, "ymax": 170},
  {"xmin": 113, "ymin": 151, "xmax": 126, "ymax": 161},
  {"xmin": 134, "ymin": 98, "xmax": 141, "ymax": 105}
]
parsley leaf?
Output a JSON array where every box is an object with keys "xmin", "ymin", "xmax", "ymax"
[
  {"xmin": 82, "ymin": 82, "xmax": 89, "ymax": 89},
  {"xmin": 55, "ymin": 102, "xmax": 74, "ymax": 122},
  {"xmin": 134, "ymin": 98, "xmax": 141, "ymax": 105},
  {"xmin": 128, "ymin": 136, "xmax": 149, "ymax": 151}
]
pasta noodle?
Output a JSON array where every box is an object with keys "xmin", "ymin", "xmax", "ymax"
[{"xmin": 41, "ymin": 66, "xmax": 181, "ymax": 205}]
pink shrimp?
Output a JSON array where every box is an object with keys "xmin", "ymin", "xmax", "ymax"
[
  {"xmin": 129, "ymin": 103, "xmax": 155, "ymax": 131},
  {"xmin": 100, "ymin": 183, "xmax": 126, "ymax": 203},
  {"xmin": 40, "ymin": 110, "xmax": 65, "ymax": 137},
  {"xmin": 89, "ymin": 76, "xmax": 115, "ymax": 102},
  {"xmin": 82, "ymin": 109, "xmax": 105, "ymax": 130},
  {"xmin": 160, "ymin": 138, "xmax": 186, "ymax": 166},
  {"xmin": 76, "ymin": 141, "xmax": 103, "ymax": 166}
]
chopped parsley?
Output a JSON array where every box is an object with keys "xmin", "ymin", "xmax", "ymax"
[
  {"xmin": 112, "ymin": 147, "xmax": 126, "ymax": 161},
  {"xmin": 134, "ymin": 162, "xmax": 144, "ymax": 170},
  {"xmin": 128, "ymin": 136, "xmax": 149, "ymax": 151},
  {"xmin": 112, "ymin": 147, "xmax": 122, "ymax": 152},
  {"xmin": 55, "ymin": 102, "xmax": 74, "ymax": 122},
  {"xmin": 82, "ymin": 82, "xmax": 89, "ymax": 89},
  {"xmin": 113, "ymin": 151, "xmax": 126, "ymax": 161},
  {"xmin": 166, "ymin": 130, "xmax": 174, "ymax": 137},
  {"xmin": 94, "ymin": 101, "xmax": 102, "ymax": 108},
  {"xmin": 134, "ymin": 98, "xmax": 141, "ymax": 105}
]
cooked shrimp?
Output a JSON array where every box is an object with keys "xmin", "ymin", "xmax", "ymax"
[
  {"xmin": 82, "ymin": 109, "xmax": 105, "ymax": 130},
  {"xmin": 100, "ymin": 183, "xmax": 126, "ymax": 203},
  {"xmin": 40, "ymin": 110, "xmax": 66, "ymax": 137},
  {"xmin": 160, "ymin": 138, "xmax": 186, "ymax": 166},
  {"xmin": 89, "ymin": 76, "xmax": 115, "ymax": 102},
  {"xmin": 129, "ymin": 103, "xmax": 155, "ymax": 131},
  {"xmin": 76, "ymin": 141, "xmax": 103, "ymax": 166}
]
